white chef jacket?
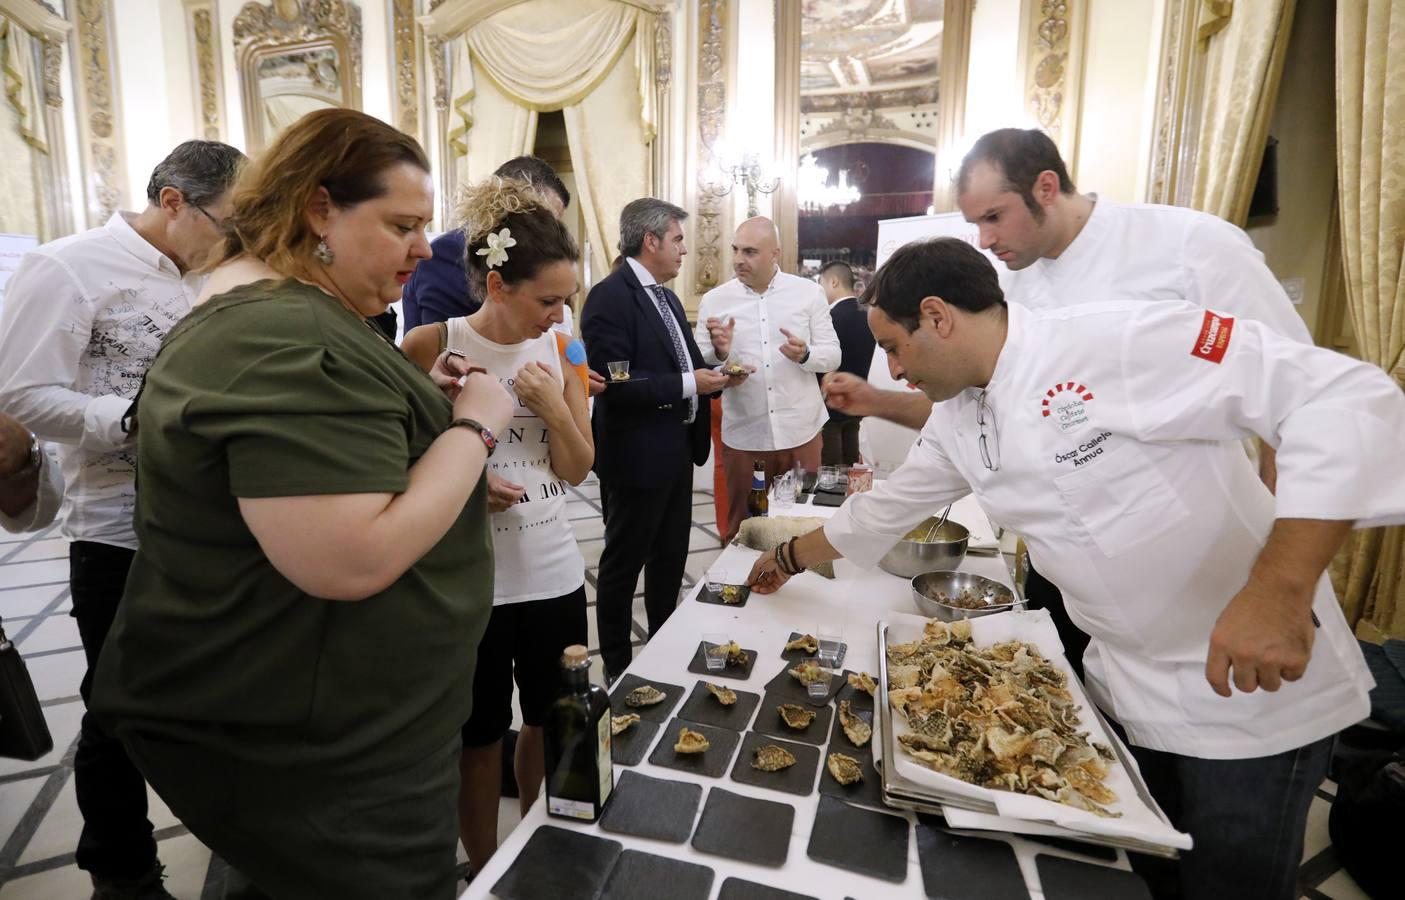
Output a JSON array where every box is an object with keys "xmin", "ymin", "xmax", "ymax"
[
  {"xmin": 0, "ymin": 213, "xmax": 203, "ymax": 549},
  {"xmin": 0, "ymin": 448, "xmax": 63, "ymax": 534},
  {"xmin": 859, "ymin": 198, "xmax": 1310, "ymax": 469},
  {"xmin": 694, "ymin": 269, "xmax": 840, "ymax": 451},
  {"xmin": 827, "ymin": 300, "xmax": 1404, "ymax": 759}
]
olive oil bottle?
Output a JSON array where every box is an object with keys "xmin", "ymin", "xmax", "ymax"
[
  {"xmin": 543, "ymin": 644, "xmax": 613, "ymax": 821},
  {"xmin": 746, "ymin": 461, "xmax": 768, "ymax": 519}
]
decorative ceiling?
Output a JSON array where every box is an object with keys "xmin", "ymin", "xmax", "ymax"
[{"xmin": 800, "ymin": 0, "xmax": 943, "ymax": 95}]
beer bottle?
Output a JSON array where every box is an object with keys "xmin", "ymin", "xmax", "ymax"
[
  {"xmin": 746, "ymin": 461, "xmax": 768, "ymax": 518},
  {"xmin": 543, "ymin": 644, "xmax": 613, "ymax": 821}
]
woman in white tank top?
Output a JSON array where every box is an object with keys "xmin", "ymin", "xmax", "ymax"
[{"xmin": 402, "ymin": 177, "xmax": 592, "ymax": 877}]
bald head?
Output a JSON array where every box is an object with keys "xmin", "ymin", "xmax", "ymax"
[{"xmin": 732, "ymin": 216, "xmax": 781, "ymax": 292}]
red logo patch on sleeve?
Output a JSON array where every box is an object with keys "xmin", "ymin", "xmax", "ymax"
[{"xmin": 1190, "ymin": 310, "xmax": 1234, "ymax": 364}]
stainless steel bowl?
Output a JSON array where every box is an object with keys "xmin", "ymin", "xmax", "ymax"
[
  {"xmin": 878, "ymin": 517, "xmax": 969, "ymax": 578},
  {"xmin": 910, "ymin": 570, "xmax": 1020, "ymax": 622}
]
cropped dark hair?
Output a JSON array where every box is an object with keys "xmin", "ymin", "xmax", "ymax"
[
  {"xmin": 494, "ymin": 155, "xmax": 570, "ymax": 210},
  {"xmin": 818, "ymin": 260, "xmax": 855, "ymax": 290},
  {"xmin": 458, "ymin": 177, "xmax": 579, "ymax": 295},
  {"xmin": 860, "ymin": 238, "xmax": 1005, "ymax": 332},
  {"xmin": 619, "ymin": 198, "xmax": 688, "ymax": 258},
  {"xmin": 956, "ymin": 128, "xmax": 1076, "ymax": 219},
  {"xmin": 145, "ymin": 140, "xmax": 245, "ymax": 208},
  {"xmin": 211, "ymin": 109, "xmax": 428, "ymax": 275}
]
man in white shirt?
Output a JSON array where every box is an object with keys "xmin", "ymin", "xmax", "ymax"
[
  {"xmin": 828, "ymin": 128, "xmax": 1309, "ymax": 677},
  {"xmin": 0, "ymin": 411, "xmax": 61, "ymax": 533},
  {"xmin": 0, "ymin": 140, "xmax": 243, "ymax": 899},
  {"xmin": 749, "ymin": 238, "xmax": 1405, "ymax": 900},
  {"xmin": 695, "ymin": 217, "xmax": 841, "ymax": 541}
]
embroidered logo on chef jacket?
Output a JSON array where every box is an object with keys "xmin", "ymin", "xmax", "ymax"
[
  {"xmin": 1040, "ymin": 381, "xmax": 1095, "ymax": 434},
  {"xmin": 1190, "ymin": 310, "xmax": 1234, "ymax": 363}
]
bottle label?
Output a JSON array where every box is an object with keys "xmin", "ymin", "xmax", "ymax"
[
  {"xmin": 547, "ymin": 797, "xmax": 597, "ymax": 820},
  {"xmin": 596, "ymin": 708, "xmax": 614, "ymax": 805}
]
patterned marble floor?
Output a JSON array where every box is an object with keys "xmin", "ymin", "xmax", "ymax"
[{"xmin": 0, "ymin": 475, "xmax": 1373, "ymax": 898}]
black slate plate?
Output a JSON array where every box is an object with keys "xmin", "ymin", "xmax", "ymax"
[
  {"xmin": 818, "ymin": 718, "xmax": 883, "ymax": 809},
  {"xmin": 778, "ymin": 631, "xmax": 849, "ymax": 665},
  {"xmin": 686, "ymin": 641, "xmax": 758, "ymax": 680},
  {"xmin": 833, "ymin": 670, "xmax": 876, "ymax": 714},
  {"xmin": 491, "ymin": 826, "xmax": 622, "ymax": 900},
  {"xmin": 647, "ymin": 718, "xmax": 741, "ymax": 778},
  {"xmin": 677, "ymin": 680, "xmax": 761, "ymax": 731},
  {"xmin": 812, "ymin": 490, "xmax": 846, "ymax": 508},
  {"xmin": 610, "ymin": 716, "xmax": 661, "ymax": 767},
  {"xmin": 599, "ymin": 849, "xmax": 714, "ymax": 900},
  {"xmin": 609, "ymin": 674, "xmax": 685, "ymax": 723},
  {"xmin": 717, "ymin": 878, "xmax": 817, "ymax": 900},
  {"xmin": 599, "ymin": 770, "xmax": 703, "ymax": 844},
  {"xmin": 691, "ymin": 787, "xmax": 795, "ymax": 867},
  {"xmin": 915, "ymin": 817, "xmax": 1030, "ymax": 900},
  {"xmin": 764, "ymin": 662, "xmax": 843, "ymax": 706},
  {"xmin": 806, "ymin": 794, "xmax": 910, "ymax": 883},
  {"xmin": 1035, "ymin": 853, "xmax": 1152, "ymax": 900},
  {"xmin": 729, "ymin": 731, "xmax": 820, "ymax": 797},
  {"xmin": 1019, "ymin": 831, "xmax": 1119, "ymax": 862},
  {"xmin": 829, "ymin": 699, "xmax": 874, "ymax": 753},
  {"xmin": 696, "ymin": 584, "xmax": 751, "ymax": 607},
  {"xmin": 753, "ymin": 690, "xmax": 833, "ymax": 746}
]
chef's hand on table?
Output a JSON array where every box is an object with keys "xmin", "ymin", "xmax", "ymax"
[
  {"xmin": 822, "ymin": 372, "xmax": 879, "ymax": 417},
  {"xmin": 746, "ymin": 547, "xmax": 792, "ymax": 594},
  {"xmin": 778, "ymin": 328, "xmax": 808, "ymax": 363}
]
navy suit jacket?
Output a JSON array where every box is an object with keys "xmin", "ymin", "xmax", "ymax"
[
  {"xmin": 401, "ymin": 231, "xmax": 477, "ymax": 330},
  {"xmin": 580, "ymin": 263, "xmax": 712, "ymax": 488},
  {"xmin": 826, "ymin": 296, "xmax": 876, "ymax": 423}
]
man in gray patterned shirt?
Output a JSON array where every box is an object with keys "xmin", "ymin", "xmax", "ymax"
[{"xmin": 0, "ymin": 140, "xmax": 243, "ymax": 900}]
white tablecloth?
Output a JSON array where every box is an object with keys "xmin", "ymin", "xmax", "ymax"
[{"xmin": 463, "ymin": 494, "xmax": 1133, "ymax": 899}]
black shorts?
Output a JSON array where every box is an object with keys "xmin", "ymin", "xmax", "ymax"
[{"xmin": 461, "ymin": 586, "xmax": 588, "ymax": 747}]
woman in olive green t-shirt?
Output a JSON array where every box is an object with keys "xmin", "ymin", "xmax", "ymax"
[{"xmin": 93, "ymin": 110, "xmax": 511, "ymax": 900}]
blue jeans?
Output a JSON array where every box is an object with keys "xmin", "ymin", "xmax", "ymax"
[{"xmin": 1125, "ymin": 733, "xmax": 1332, "ymax": 900}]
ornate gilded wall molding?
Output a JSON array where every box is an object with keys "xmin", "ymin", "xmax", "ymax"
[
  {"xmin": 1022, "ymin": 0, "xmax": 1086, "ymax": 168},
  {"xmin": 1146, "ymin": 0, "xmax": 1203, "ymax": 205},
  {"xmin": 185, "ymin": 2, "xmax": 225, "ymax": 141},
  {"xmin": 774, "ymin": 0, "xmax": 800, "ymax": 274},
  {"xmin": 651, "ymin": 8, "xmax": 672, "ymax": 199},
  {"xmin": 390, "ymin": 0, "xmax": 418, "ymax": 135},
  {"xmin": 70, "ymin": 0, "xmax": 126, "ymax": 224},
  {"xmin": 693, "ymin": 0, "xmax": 726, "ymax": 295}
]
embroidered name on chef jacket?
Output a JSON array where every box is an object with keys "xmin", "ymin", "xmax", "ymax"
[
  {"xmin": 1053, "ymin": 431, "xmax": 1113, "ymax": 468},
  {"xmin": 1040, "ymin": 381, "xmax": 1095, "ymax": 434},
  {"xmin": 1191, "ymin": 310, "xmax": 1234, "ymax": 363}
]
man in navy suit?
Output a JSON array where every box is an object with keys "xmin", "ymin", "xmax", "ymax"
[{"xmin": 581, "ymin": 199, "xmax": 741, "ymax": 680}]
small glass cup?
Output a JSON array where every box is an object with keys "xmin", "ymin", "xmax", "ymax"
[
  {"xmin": 772, "ymin": 472, "xmax": 794, "ymax": 510},
  {"xmin": 703, "ymin": 632, "xmax": 729, "ymax": 671},
  {"xmin": 817, "ymin": 465, "xmax": 838, "ymax": 490},
  {"xmin": 607, "ymin": 360, "xmax": 631, "ymax": 382},
  {"xmin": 704, "ymin": 566, "xmax": 725, "ymax": 598},
  {"xmin": 807, "ymin": 665, "xmax": 835, "ymax": 700},
  {"xmin": 817, "ymin": 626, "xmax": 844, "ymax": 668}
]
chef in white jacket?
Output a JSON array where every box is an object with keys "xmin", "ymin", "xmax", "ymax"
[{"xmin": 747, "ymin": 238, "xmax": 1405, "ymax": 900}]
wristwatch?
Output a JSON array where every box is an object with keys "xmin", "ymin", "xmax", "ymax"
[
  {"xmin": 3, "ymin": 431, "xmax": 41, "ymax": 481},
  {"xmin": 448, "ymin": 418, "xmax": 496, "ymax": 457},
  {"xmin": 799, "ymin": 348, "xmax": 811, "ymax": 365}
]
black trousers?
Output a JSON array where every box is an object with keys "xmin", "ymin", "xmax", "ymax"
[
  {"xmin": 820, "ymin": 418, "xmax": 862, "ymax": 467},
  {"xmin": 594, "ymin": 462, "xmax": 693, "ymax": 678},
  {"xmin": 1021, "ymin": 559, "xmax": 1091, "ymax": 682},
  {"xmin": 69, "ymin": 541, "xmax": 157, "ymax": 880}
]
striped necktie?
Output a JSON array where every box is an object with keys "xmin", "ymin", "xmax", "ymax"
[{"xmin": 647, "ymin": 283, "xmax": 697, "ymax": 424}]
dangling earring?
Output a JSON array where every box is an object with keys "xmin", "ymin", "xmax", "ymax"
[{"xmin": 315, "ymin": 235, "xmax": 335, "ymax": 265}]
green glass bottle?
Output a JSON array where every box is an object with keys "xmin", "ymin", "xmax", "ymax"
[{"xmin": 543, "ymin": 644, "xmax": 614, "ymax": 821}]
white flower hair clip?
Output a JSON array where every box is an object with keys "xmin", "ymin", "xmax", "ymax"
[{"xmin": 476, "ymin": 228, "xmax": 516, "ymax": 269}]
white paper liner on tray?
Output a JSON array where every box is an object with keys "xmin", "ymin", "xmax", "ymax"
[{"xmin": 882, "ymin": 608, "xmax": 1192, "ymax": 851}]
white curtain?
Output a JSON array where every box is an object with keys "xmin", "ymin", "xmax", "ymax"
[
  {"xmin": 446, "ymin": 0, "xmax": 656, "ymax": 273},
  {"xmin": 0, "ymin": 16, "xmax": 47, "ymax": 154}
]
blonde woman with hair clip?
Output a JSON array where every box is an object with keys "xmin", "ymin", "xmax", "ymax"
[
  {"xmin": 90, "ymin": 108, "xmax": 513, "ymax": 900},
  {"xmin": 402, "ymin": 177, "xmax": 593, "ymax": 879}
]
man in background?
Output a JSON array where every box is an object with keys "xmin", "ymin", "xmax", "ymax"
[
  {"xmin": 695, "ymin": 217, "xmax": 840, "ymax": 542},
  {"xmin": 816, "ymin": 260, "xmax": 873, "ymax": 467},
  {"xmin": 0, "ymin": 140, "xmax": 244, "ymax": 900}
]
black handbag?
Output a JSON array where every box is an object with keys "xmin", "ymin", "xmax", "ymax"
[{"xmin": 0, "ymin": 617, "xmax": 53, "ymax": 761}]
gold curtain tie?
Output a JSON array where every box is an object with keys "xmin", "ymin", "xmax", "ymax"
[{"xmin": 1197, "ymin": 0, "xmax": 1233, "ymax": 45}]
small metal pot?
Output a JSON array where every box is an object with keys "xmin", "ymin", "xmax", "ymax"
[
  {"xmin": 910, "ymin": 570, "xmax": 1020, "ymax": 622},
  {"xmin": 877, "ymin": 518, "xmax": 969, "ymax": 578}
]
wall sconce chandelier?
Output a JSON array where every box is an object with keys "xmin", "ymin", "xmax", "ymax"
[
  {"xmin": 699, "ymin": 138, "xmax": 781, "ymax": 217},
  {"xmin": 798, "ymin": 154, "xmax": 861, "ymax": 213}
]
